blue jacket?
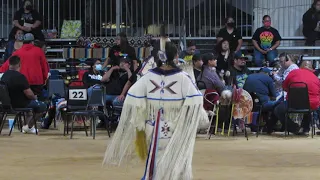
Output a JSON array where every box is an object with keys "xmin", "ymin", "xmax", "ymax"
[{"xmin": 243, "ymin": 73, "xmax": 277, "ymax": 103}]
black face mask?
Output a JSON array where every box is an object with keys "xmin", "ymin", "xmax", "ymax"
[
  {"xmin": 25, "ymin": 5, "xmax": 33, "ymax": 11},
  {"xmin": 227, "ymin": 22, "xmax": 235, "ymax": 28}
]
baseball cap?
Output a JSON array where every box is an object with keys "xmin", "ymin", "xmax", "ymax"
[
  {"xmin": 260, "ymin": 67, "xmax": 271, "ymax": 74},
  {"xmin": 234, "ymin": 54, "xmax": 248, "ymax": 60},
  {"xmin": 119, "ymin": 56, "xmax": 132, "ymax": 64},
  {"xmin": 192, "ymin": 54, "xmax": 201, "ymax": 61},
  {"xmin": 23, "ymin": 33, "xmax": 34, "ymax": 42},
  {"xmin": 202, "ymin": 53, "xmax": 218, "ymax": 64}
]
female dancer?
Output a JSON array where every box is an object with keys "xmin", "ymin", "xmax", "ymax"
[{"xmin": 103, "ymin": 42, "xmax": 208, "ymax": 180}]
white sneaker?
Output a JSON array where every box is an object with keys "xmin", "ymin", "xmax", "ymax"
[
  {"xmin": 29, "ymin": 127, "xmax": 38, "ymax": 134},
  {"xmin": 22, "ymin": 125, "xmax": 38, "ymax": 134},
  {"xmin": 22, "ymin": 125, "xmax": 29, "ymax": 134}
]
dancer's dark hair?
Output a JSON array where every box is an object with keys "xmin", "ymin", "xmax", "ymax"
[{"xmin": 156, "ymin": 42, "xmax": 178, "ymax": 68}]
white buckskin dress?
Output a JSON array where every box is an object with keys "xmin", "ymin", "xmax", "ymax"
[{"xmin": 103, "ymin": 67, "xmax": 208, "ymax": 180}]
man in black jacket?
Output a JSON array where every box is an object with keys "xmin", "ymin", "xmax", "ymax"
[{"xmin": 303, "ymin": 0, "xmax": 320, "ymax": 47}]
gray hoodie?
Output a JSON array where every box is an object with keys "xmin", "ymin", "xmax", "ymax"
[{"xmin": 197, "ymin": 65, "xmax": 225, "ymax": 93}]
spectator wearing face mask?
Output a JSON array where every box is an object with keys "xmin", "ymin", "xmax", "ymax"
[
  {"xmin": 217, "ymin": 17, "xmax": 243, "ymax": 56},
  {"xmin": 9, "ymin": 0, "xmax": 44, "ymax": 41},
  {"xmin": 252, "ymin": 15, "xmax": 282, "ymax": 67},
  {"xmin": 179, "ymin": 41, "xmax": 200, "ymax": 63},
  {"xmin": 4, "ymin": 29, "xmax": 24, "ymax": 61},
  {"xmin": 83, "ymin": 59, "xmax": 104, "ymax": 88},
  {"xmin": 303, "ymin": 0, "xmax": 320, "ymax": 48}
]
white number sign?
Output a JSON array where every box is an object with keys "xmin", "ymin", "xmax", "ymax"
[{"xmin": 69, "ymin": 89, "xmax": 87, "ymax": 100}]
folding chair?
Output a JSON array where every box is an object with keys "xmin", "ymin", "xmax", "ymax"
[
  {"xmin": 106, "ymin": 103, "xmax": 123, "ymax": 133},
  {"xmin": 85, "ymin": 85, "xmax": 111, "ymax": 138},
  {"xmin": 0, "ymin": 81, "xmax": 37, "ymax": 135},
  {"xmin": 67, "ymin": 85, "xmax": 110, "ymax": 139},
  {"xmin": 203, "ymin": 90, "xmax": 219, "ymax": 139},
  {"xmin": 65, "ymin": 85, "xmax": 89, "ymax": 138},
  {"xmin": 48, "ymin": 78, "xmax": 66, "ymax": 98},
  {"xmin": 285, "ymin": 82, "xmax": 315, "ymax": 138},
  {"xmin": 48, "ymin": 78, "xmax": 66, "ymax": 128}
]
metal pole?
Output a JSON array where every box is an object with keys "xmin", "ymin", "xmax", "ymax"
[
  {"xmin": 1, "ymin": 0, "xmax": 4, "ymax": 38},
  {"xmin": 116, "ymin": 0, "xmax": 121, "ymax": 34}
]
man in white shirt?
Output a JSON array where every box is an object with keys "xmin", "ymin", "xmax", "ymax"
[{"xmin": 272, "ymin": 53, "xmax": 299, "ymax": 100}]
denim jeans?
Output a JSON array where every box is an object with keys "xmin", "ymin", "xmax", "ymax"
[
  {"xmin": 27, "ymin": 100, "xmax": 47, "ymax": 113},
  {"xmin": 254, "ymin": 49, "xmax": 278, "ymax": 67},
  {"xmin": 88, "ymin": 85, "xmax": 124, "ymax": 106},
  {"xmin": 261, "ymin": 100, "xmax": 278, "ymax": 112}
]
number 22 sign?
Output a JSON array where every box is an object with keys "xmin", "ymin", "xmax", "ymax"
[{"xmin": 69, "ymin": 89, "xmax": 87, "ymax": 100}]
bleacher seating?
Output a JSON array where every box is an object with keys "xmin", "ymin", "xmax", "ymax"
[{"xmin": 1, "ymin": 36, "xmax": 320, "ymax": 74}]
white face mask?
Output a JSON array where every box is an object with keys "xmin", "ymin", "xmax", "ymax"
[{"xmin": 95, "ymin": 64, "xmax": 102, "ymax": 71}]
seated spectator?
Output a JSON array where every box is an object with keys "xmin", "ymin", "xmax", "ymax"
[
  {"xmin": 83, "ymin": 59, "xmax": 104, "ymax": 88},
  {"xmin": 300, "ymin": 60, "xmax": 314, "ymax": 71},
  {"xmin": 243, "ymin": 67, "xmax": 277, "ymax": 112},
  {"xmin": 229, "ymin": 54, "xmax": 251, "ymax": 88},
  {"xmin": 179, "ymin": 41, "xmax": 200, "ymax": 63},
  {"xmin": 127, "ymin": 59, "xmax": 141, "ymax": 85},
  {"xmin": 0, "ymin": 33, "xmax": 49, "ymax": 96},
  {"xmin": 116, "ymin": 59, "xmax": 142, "ymax": 102},
  {"xmin": 4, "ymin": 29, "xmax": 24, "ymax": 61},
  {"xmin": 215, "ymin": 39, "xmax": 234, "ymax": 73},
  {"xmin": 303, "ymin": 0, "xmax": 320, "ymax": 48},
  {"xmin": 101, "ymin": 57, "xmax": 133, "ymax": 106},
  {"xmin": 1, "ymin": 56, "xmax": 46, "ymax": 134},
  {"xmin": 217, "ymin": 17, "xmax": 243, "ymax": 56},
  {"xmin": 106, "ymin": 32, "xmax": 137, "ymax": 68},
  {"xmin": 192, "ymin": 54, "xmax": 202, "ymax": 80},
  {"xmin": 273, "ymin": 68, "xmax": 320, "ymax": 135},
  {"xmin": 252, "ymin": 15, "xmax": 281, "ymax": 67},
  {"xmin": 9, "ymin": 0, "xmax": 44, "ymax": 41},
  {"xmin": 197, "ymin": 53, "xmax": 225, "ymax": 94},
  {"xmin": 271, "ymin": 53, "xmax": 299, "ymax": 99}
]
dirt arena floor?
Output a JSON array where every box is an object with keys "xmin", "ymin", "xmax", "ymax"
[{"xmin": 1, "ymin": 128, "xmax": 320, "ymax": 180}]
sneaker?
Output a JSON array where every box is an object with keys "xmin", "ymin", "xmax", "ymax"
[
  {"xmin": 22, "ymin": 125, "xmax": 38, "ymax": 134},
  {"xmin": 29, "ymin": 127, "xmax": 38, "ymax": 134},
  {"xmin": 22, "ymin": 125, "xmax": 29, "ymax": 134},
  {"xmin": 295, "ymin": 127, "xmax": 309, "ymax": 136}
]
